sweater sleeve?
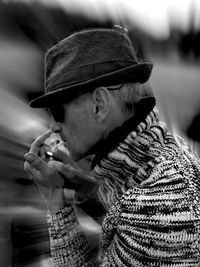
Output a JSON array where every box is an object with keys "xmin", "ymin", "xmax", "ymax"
[
  {"xmin": 46, "ymin": 161, "xmax": 199, "ymax": 266},
  {"xmin": 46, "ymin": 205, "xmax": 98, "ymax": 267},
  {"xmin": 100, "ymin": 165, "xmax": 199, "ymax": 266}
]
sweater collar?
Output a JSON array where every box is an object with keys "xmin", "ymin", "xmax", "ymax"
[{"xmin": 92, "ymin": 96, "xmax": 156, "ymax": 168}]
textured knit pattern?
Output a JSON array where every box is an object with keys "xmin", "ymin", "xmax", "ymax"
[
  {"xmin": 46, "ymin": 205, "xmax": 96, "ymax": 266},
  {"xmin": 47, "ymin": 107, "xmax": 200, "ymax": 266}
]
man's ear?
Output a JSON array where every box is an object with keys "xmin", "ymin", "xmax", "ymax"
[{"xmin": 92, "ymin": 87, "xmax": 111, "ymax": 121}]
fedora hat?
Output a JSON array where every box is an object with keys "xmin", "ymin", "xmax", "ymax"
[{"xmin": 30, "ymin": 27, "xmax": 153, "ymax": 108}]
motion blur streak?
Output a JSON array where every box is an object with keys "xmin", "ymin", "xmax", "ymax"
[
  {"xmin": 0, "ymin": 31, "xmax": 50, "ymax": 267},
  {"xmin": 62, "ymin": 0, "xmax": 200, "ymax": 38},
  {"xmin": 0, "ymin": 0, "xmax": 200, "ymax": 266},
  {"xmin": 16, "ymin": 0, "xmax": 200, "ymax": 38}
]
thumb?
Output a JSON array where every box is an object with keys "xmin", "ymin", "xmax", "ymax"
[
  {"xmin": 53, "ymin": 144, "xmax": 77, "ymax": 168},
  {"xmin": 24, "ymin": 152, "xmax": 48, "ymax": 172}
]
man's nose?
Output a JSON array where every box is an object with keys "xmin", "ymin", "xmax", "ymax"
[{"xmin": 50, "ymin": 121, "xmax": 62, "ymax": 133}]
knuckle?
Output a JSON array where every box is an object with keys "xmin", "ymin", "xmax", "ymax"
[
  {"xmin": 29, "ymin": 159, "xmax": 39, "ymax": 168},
  {"xmin": 24, "ymin": 161, "xmax": 30, "ymax": 171},
  {"xmin": 53, "ymin": 163, "xmax": 65, "ymax": 174},
  {"xmin": 29, "ymin": 160, "xmax": 43, "ymax": 173}
]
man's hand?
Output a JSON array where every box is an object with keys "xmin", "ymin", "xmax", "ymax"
[
  {"xmin": 24, "ymin": 131, "xmax": 98, "ymax": 211},
  {"xmin": 50, "ymin": 142, "xmax": 98, "ymax": 200},
  {"xmin": 24, "ymin": 131, "xmax": 66, "ymax": 212}
]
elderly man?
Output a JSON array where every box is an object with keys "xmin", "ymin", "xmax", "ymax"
[{"xmin": 24, "ymin": 27, "xmax": 200, "ymax": 266}]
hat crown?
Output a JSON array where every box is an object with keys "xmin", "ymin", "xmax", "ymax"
[
  {"xmin": 29, "ymin": 27, "xmax": 153, "ymax": 108},
  {"xmin": 45, "ymin": 29, "xmax": 137, "ymax": 88}
]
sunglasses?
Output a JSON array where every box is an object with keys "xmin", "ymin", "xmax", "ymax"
[
  {"xmin": 48, "ymin": 84, "xmax": 124, "ymax": 122},
  {"xmin": 48, "ymin": 105, "xmax": 65, "ymax": 123}
]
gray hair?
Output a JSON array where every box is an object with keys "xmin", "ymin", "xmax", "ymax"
[
  {"xmin": 77, "ymin": 82, "xmax": 153, "ymax": 113},
  {"xmin": 108, "ymin": 83, "xmax": 143, "ymax": 113}
]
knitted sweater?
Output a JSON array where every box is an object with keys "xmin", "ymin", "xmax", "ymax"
[{"xmin": 47, "ymin": 100, "xmax": 200, "ymax": 266}]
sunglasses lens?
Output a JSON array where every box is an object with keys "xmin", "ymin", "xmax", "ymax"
[{"xmin": 48, "ymin": 106, "xmax": 65, "ymax": 122}]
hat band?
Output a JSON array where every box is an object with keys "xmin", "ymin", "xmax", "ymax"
[{"xmin": 46, "ymin": 60, "xmax": 136, "ymax": 93}]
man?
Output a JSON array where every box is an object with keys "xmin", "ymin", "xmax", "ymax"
[{"xmin": 24, "ymin": 27, "xmax": 200, "ymax": 266}]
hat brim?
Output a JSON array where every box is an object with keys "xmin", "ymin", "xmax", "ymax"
[{"xmin": 30, "ymin": 62, "xmax": 153, "ymax": 108}]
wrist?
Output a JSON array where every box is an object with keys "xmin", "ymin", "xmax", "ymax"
[{"xmin": 45, "ymin": 187, "xmax": 66, "ymax": 213}]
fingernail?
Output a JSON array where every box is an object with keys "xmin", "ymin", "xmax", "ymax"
[{"xmin": 25, "ymin": 154, "xmax": 35, "ymax": 162}]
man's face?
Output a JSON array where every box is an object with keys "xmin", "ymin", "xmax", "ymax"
[{"xmin": 50, "ymin": 95, "xmax": 99, "ymax": 162}]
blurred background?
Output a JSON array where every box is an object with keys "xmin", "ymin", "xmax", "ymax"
[{"xmin": 0, "ymin": 0, "xmax": 200, "ymax": 266}]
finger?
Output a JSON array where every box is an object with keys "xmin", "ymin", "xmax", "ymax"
[
  {"xmin": 48, "ymin": 161, "xmax": 74, "ymax": 179},
  {"xmin": 29, "ymin": 130, "xmax": 52, "ymax": 155},
  {"xmin": 49, "ymin": 161, "xmax": 97, "ymax": 192},
  {"xmin": 25, "ymin": 153, "xmax": 66, "ymax": 187},
  {"xmin": 24, "ymin": 152, "xmax": 49, "ymax": 175},
  {"xmin": 49, "ymin": 161, "xmax": 83, "ymax": 190},
  {"xmin": 53, "ymin": 143, "xmax": 76, "ymax": 167},
  {"xmin": 24, "ymin": 160, "xmax": 53, "ymax": 190},
  {"xmin": 49, "ymin": 160, "xmax": 97, "ymax": 183},
  {"xmin": 24, "ymin": 161, "xmax": 41, "ymax": 180},
  {"xmin": 24, "ymin": 161, "xmax": 33, "ymax": 179}
]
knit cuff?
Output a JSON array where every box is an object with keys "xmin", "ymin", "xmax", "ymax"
[{"xmin": 46, "ymin": 205, "xmax": 78, "ymax": 241}]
